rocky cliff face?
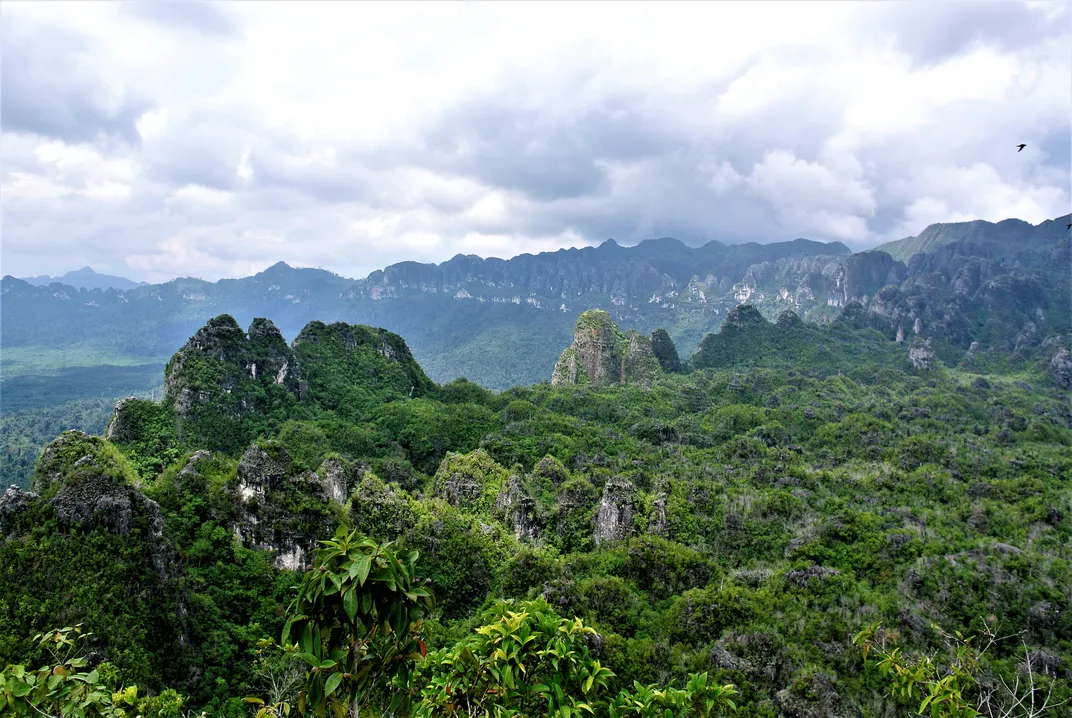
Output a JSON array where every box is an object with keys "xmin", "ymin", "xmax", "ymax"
[
  {"xmin": 351, "ymin": 237, "xmax": 851, "ymax": 307},
  {"xmin": 163, "ymin": 315, "xmax": 303, "ymax": 450},
  {"xmin": 907, "ymin": 339, "xmax": 938, "ymax": 371},
  {"xmin": 3, "ymin": 215, "xmax": 1067, "ymax": 391},
  {"xmin": 230, "ymin": 442, "xmax": 341, "ymax": 570},
  {"xmin": 30, "ymin": 430, "xmax": 179, "ymax": 581},
  {"xmin": 495, "ymin": 474, "xmax": 541, "ymax": 543},
  {"xmin": 104, "ymin": 397, "xmax": 142, "ymax": 443},
  {"xmin": 551, "ymin": 310, "xmax": 664, "ymax": 387},
  {"xmin": 1051, "ymin": 348, "xmax": 1072, "ymax": 389},
  {"xmin": 594, "ymin": 478, "xmax": 635, "ymax": 545},
  {"xmin": 165, "ymin": 315, "xmax": 303, "ymax": 413},
  {"xmin": 0, "ymin": 485, "xmax": 38, "ymax": 538}
]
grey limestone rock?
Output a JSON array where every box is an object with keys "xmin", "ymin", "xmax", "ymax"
[
  {"xmin": 495, "ymin": 475, "xmax": 541, "ymax": 543},
  {"xmin": 594, "ymin": 478, "xmax": 634, "ymax": 546},
  {"xmin": 907, "ymin": 339, "xmax": 937, "ymax": 370},
  {"xmin": 1050, "ymin": 348, "xmax": 1072, "ymax": 389},
  {"xmin": 773, "ymin": 672, "xmax": 861, "ymax": 718}
]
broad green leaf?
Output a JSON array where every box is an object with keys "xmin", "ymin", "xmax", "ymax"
[{"xmin": 324, "ymin": 672, "xmax": 343, "ymax": 698}]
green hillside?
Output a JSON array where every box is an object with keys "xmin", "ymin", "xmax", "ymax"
[{"xmin": 1, "ymin": 310, "xmax": 1068, "ymax": 716}]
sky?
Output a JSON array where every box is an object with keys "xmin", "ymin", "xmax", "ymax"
[{"xmin": 2, "ymin": 0, "xmax": 1070, "ymax": 283}]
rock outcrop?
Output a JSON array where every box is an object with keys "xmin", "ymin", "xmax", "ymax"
[
  {"xmin": 230, "ymin": 442, "xmax": 338, "ymax": 570},
  {"xmin": 907, "ymin": 339, "xmax": 938, "ymax": 370},
  {"xmin": 720, "ymin": 305, "xmax": 769, "ymax": 332},
  {"xmin": 0, "ymin": 485, "xmax": 38, "ymax": 537},
  {"xmin": 594, "ymin": 479, "xmax": 635, "ymax": 545},
  {"xmin": 650, "ymin": 328, "xmax": 682, "ymax": 373},
  {"xmin": 348, "ymin": 472, "xmax": 415, "ymax": 541},
  {"xmin": 772, "ymin": 673, "xmax": 861, "ymax": 718},
  {"xmin": 775, "ymin": 310, "xmax": 805, "ymax": 330},
  {"xmin": 166, "ymin": 315, "xmax": 303, "ymax": 412},
  {"xmin": 291, "ymin": 321, "xmax": 435, "ymax": 402},
  {"xmin": 551, "ymin": 310, "xmax": 662, "ymax": 387},
  {"xmin": 32, "ymin": 431, "xmax": 174, "ymax": 577},
  {"xmin": 1050, "ymin": 348, "xmax": 1072, "ymax": 389},
  {"xmin": 532, "ymin": 455, "xmax": 570, "ymax": 486},
  {"xmin": 104, "ymin": 396, "xmax": 141, "ymax": 442},
  {"xmin": 495, "ymin": 475, "xmax": 541, "ymax": 543},
  {"xmin": 4, "ymin": 431, "xmax": 192, "ymax": 660},
  {"xmin": 432, "ymin": 449, "xmax": 506, "ymax": 507},
  {"xmin": 317, "ymin": 457, "xmax": 349, "ymax": 504},
  {"xmin": 164, "ymin": 315, "xmax": 303, "ymax": 450}
]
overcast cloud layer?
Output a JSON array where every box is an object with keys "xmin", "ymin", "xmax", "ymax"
[{"xmin": 2, "ymin": 0, "xmax": 1070, "ymax": 283}]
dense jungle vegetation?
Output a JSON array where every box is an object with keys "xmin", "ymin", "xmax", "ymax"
[{"xmin": 1, "ymin": 307, "xmax": 1070, "ymax": 717}]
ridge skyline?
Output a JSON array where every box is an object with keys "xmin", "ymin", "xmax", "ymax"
[{"xmin": 9, "ymin": 212, "xmax": 1068, "ymax": 290}]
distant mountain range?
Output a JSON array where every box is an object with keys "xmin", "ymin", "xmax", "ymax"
[
  {"xmin": 19, "ymin": 266, "xmax": 148, "ymax": 291},
  {"xmin": 2, "ymin": 214, "xmax": 1069, "ymax": 391}
]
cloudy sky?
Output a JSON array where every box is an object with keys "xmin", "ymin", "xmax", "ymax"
[{"xmin": 2, "ymin": 0, "xmax": 1069, "ymax": 283}]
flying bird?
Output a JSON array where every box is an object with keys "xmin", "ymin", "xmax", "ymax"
[
  {"xmin": 1016, "ymin": 144, "xmax": 1027, "ymax": 152},
  {"xmin": 1067, "ymin": 223, "xmax": 1071, "ymax": 231}
]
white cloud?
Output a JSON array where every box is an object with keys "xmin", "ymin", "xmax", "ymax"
[
  {"xmin": 1, "ymin": 0, "xmax": 1068, "ymax": 281},
  {"xmin": 171, "ymin": 184, "xmax": 232, "ymax": 206},
  {"xmin": 745, "ymin": 150, "xmax": 876, "ymax": 241},
  {"xmin": 83, "ymin": 180, "xmax": 132, "ymax": 200},
  {"xmin": 884, "ymin": 161, "xmax": 1069, "ymax": 238}
]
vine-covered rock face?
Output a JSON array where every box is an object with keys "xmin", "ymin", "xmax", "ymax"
[
  {"xmin": 290, "ymin": 321, "xmax": 436, "ymax": 411},
  {"xmin": 230, "ymin": 442, "xmax": 338, "ymax": 571},
  {"xmin": 29, "ymin": 431, "xmax": 174, "ymax": 577},
  {"xmin": 163, "ymin": 315, "xmax": 303, "ymax": 451},
  {"xmin": 550, "ymin": 310, "xmax": 666, "ymax": 388}
]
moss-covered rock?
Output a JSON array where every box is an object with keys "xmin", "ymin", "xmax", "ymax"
[
  {"xmin": 347, "ymin": 471, "xmax": 416, "ymax": 542},
  {"xmin": 432, "ymin": 448, "xmax": 508, "ymax": 510},
  {"xmin": 551, "ymin": 310, "xmax": 664, "ymax": 388},
  {"xmin": 230, "ymin": 441, "xmax": 337, "ymax": 570},
  {"xmin": 291, "ymin": 321, "xmax": 435, "ymax": 417},
  {"xmin": 164, "ymin": 315, "xmax": 302, "ymax": 453},
  {"xmin": 34, "ymin": 430, "xmax": 139, "ymax": 497},
  {"xmin": 30, "ymin": 431, "xmax": 175, "ymax": 579}
]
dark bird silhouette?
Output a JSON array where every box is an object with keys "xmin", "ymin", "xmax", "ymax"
[
  {"xmin": 1016, "ymin": 144, "xmax": 1027, "ymax": 152},
  {"xmin": 1067, "ymin": 223, "xmax": 1071, "ymax": 231}
]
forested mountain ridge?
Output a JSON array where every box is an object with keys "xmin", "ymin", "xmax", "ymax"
[
  {"xmin": 18, "ymin": 266, "xmax": 148, "ymax": 291},
  {"xmin": 1, "ymin": 305, "xmax": 1070, "ymax": 715},
  {"xmin": 873, "ymin": 214, "xmax": 1071, "ymax": 263},
  {"xmin": 3, "ymin": 214, "xmax": 1069, "ymax": 394}
]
